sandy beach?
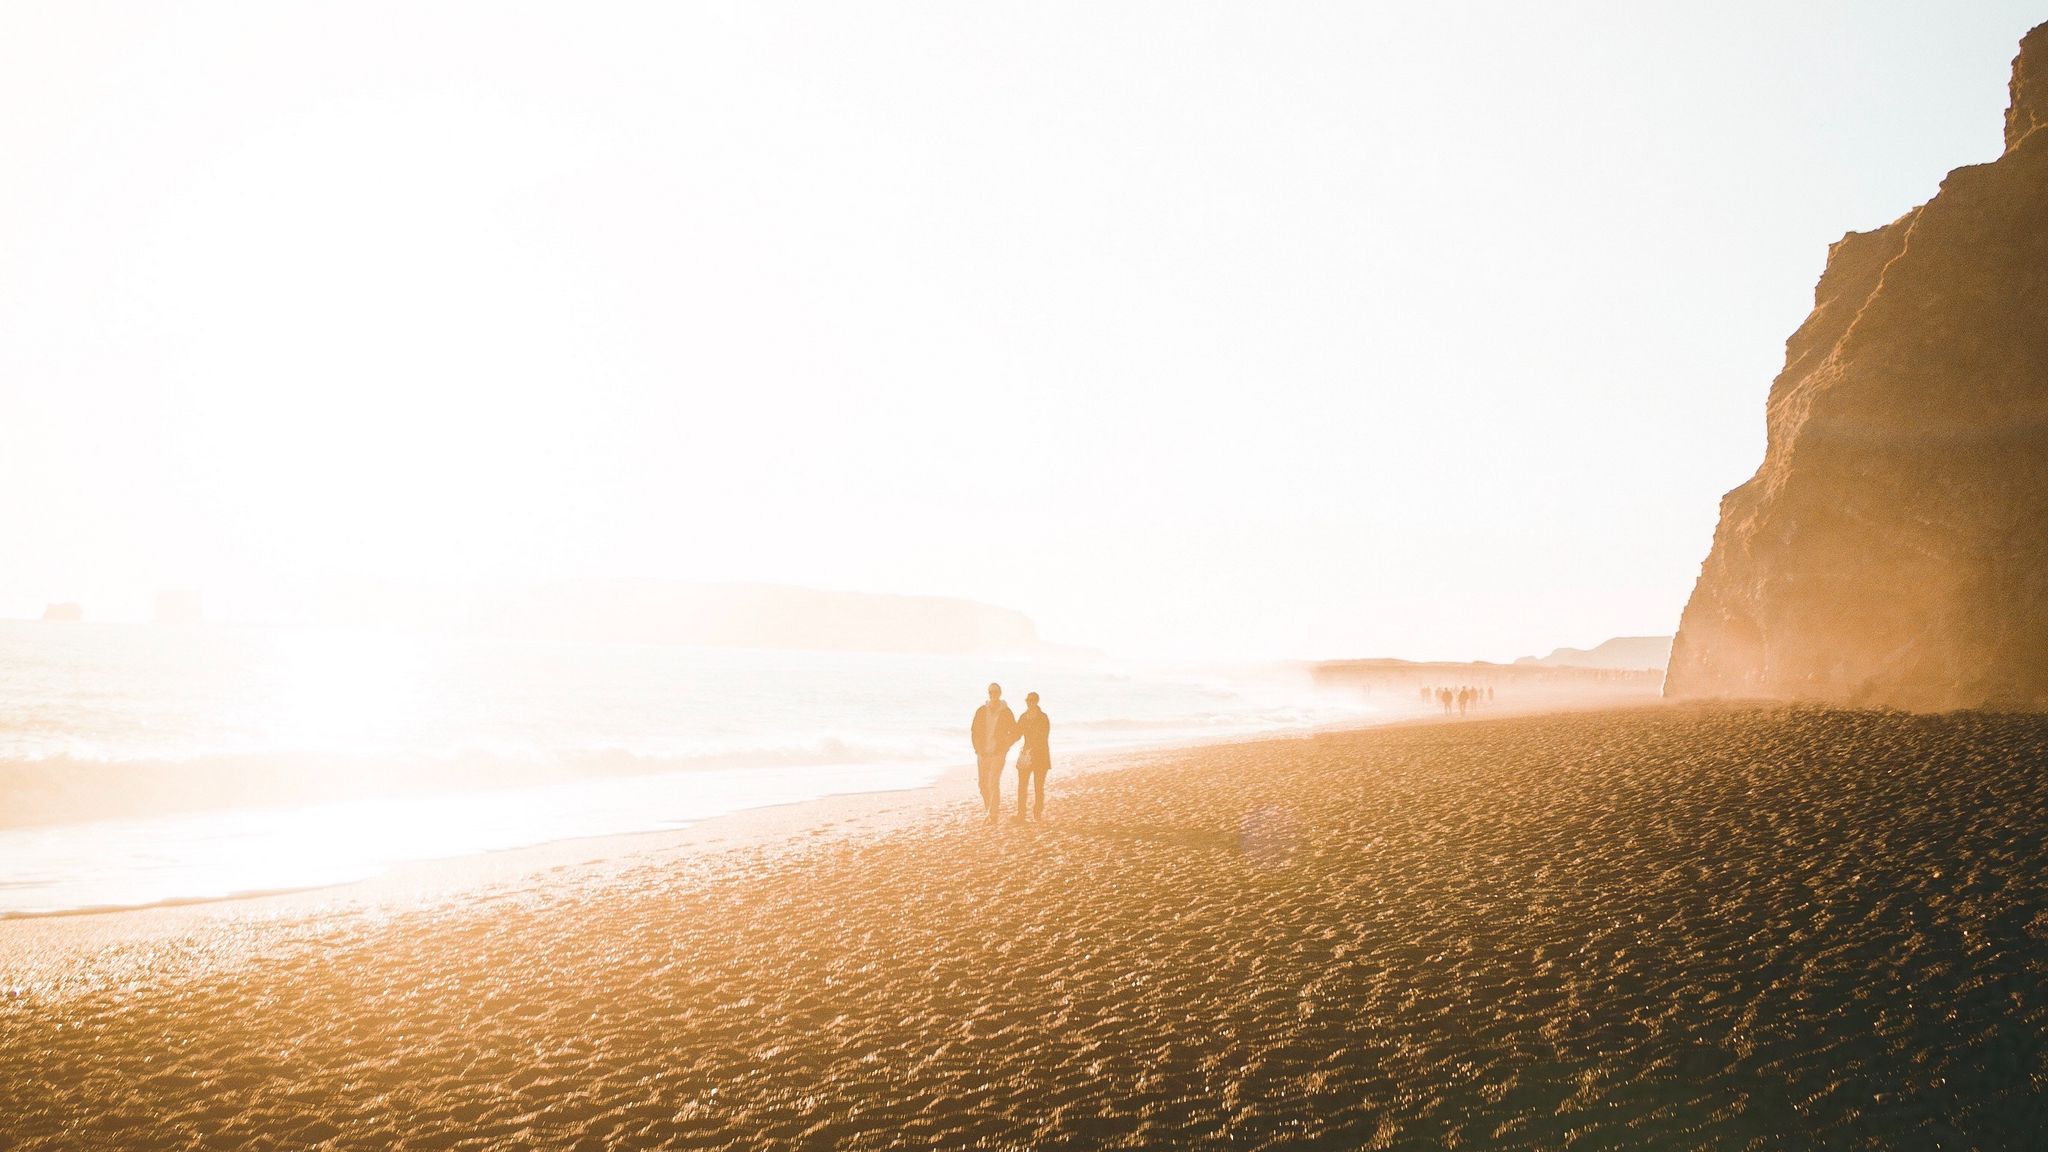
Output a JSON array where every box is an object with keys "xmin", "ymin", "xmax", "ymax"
[{"xmin": 4, "ymin": 702, "xmax": 2045, "ymax": 1149}]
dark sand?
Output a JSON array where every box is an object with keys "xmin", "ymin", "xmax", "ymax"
[{"xmin": 4, "ymin": 704, "xmax": 2045, "ymax": 1149}]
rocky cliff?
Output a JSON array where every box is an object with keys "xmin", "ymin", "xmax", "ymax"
[{"xmin": 1667, "ymin": 22, "xmax": 2048, "ymax": 711}]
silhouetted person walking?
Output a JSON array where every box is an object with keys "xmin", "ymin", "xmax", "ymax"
[
  {"xmin": 1014, "ymin": 691, "xmax": 1051, "ymax": 822},
  {"xmin": 970, "ymin": 682, "xmax": 1017, "ymax": 823}
]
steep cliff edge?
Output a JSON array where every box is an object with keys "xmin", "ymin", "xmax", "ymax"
[
  {"xmin": 1667, "ymin": 22, "xmax": 2048, "ymax": 711},
  {"xmin": 2008, "ymin": 21, "xmax": 2048, "ymax": 151}
]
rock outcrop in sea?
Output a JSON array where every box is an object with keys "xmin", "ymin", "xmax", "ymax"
[{"xmin": 1668, "ymin": 22, "xmax": 2048, "ymax": 712}]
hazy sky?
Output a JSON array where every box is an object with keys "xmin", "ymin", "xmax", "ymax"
[{"xmin": 2, "ymin": 3, "xmax": 2039, "ymax": 660}]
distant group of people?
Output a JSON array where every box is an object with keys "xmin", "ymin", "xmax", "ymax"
[
  {"xmin": 970, "ymin": 683, "xmax": 1052, "ymax": 823},
  {"xmin": 1420, "ymin": 684, "xmax": 1493, "ymax": 717}
]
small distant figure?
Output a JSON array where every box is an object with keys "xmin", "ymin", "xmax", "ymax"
[
  {"xmin": 1456, "ymin": 687, "xmax": 1470, "ymax": 717},
  {"xmin": 1487, "ymin": 686, "xmax": 1494, "ymax": 703},
  {"xmin": 970, "ymin": 682, "xmax": 1018, "ymax": 823},
  {"xmin": 1014, "ymin": 691, "xmax": 1052, "ymax": 822},
  {"xmin": 1438, "ymin": 686, "xmax": 1453, "ymax": 715}
]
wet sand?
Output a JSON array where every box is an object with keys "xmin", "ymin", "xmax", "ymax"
[{"xmin": 4, "ymin": 703, "xmax": 2045, "ymax": 1149}]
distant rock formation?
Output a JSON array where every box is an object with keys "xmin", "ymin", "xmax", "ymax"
[
  {"xmin": 1516, "ymin": 636, "xmax": 1672, "ymax": 671},
  {"xmin": 40, "ymin": 602, "xmax": 83, "ymax": 622},
  {"xmin": 1668, "ymin": 22, "xmax": 2048, "ymax": 711}
]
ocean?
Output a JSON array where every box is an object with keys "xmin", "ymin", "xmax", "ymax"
[{"xmin": 0, "ymin": 620, "xmax": 1372, "ymax": 916}]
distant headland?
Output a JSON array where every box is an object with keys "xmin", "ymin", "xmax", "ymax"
[
  {"xmin": 297, "ymin": 579, "xmax": 1100, "ymax": 660},
  {"xmin": 1515, "ymin": 636, "xmax": 1671, "ymax": 672}
]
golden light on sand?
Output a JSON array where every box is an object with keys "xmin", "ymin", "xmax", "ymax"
[
  {"xmin": 3, "ymin": 7, "xmax": 2046, "ymax": 1151},
  {"xmin": 10, "ymin": 707, "xmax": 2048, "ymax": 1147}
]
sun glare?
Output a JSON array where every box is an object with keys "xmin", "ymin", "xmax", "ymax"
[{"xmin": 258, "ymin": 627, "xmax": 437, "ymax": 755}]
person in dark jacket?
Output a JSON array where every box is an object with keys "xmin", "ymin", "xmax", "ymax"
[
  {"xmin": 1014, "ymin": 691, "xmax": 1051, "ymax": 822},
  {"xmin": 970, "ymin": 682, "xmax": 1017, "ymax": 823}
]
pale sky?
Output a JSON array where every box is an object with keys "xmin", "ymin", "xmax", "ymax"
[{"xmin": 2, "ymin": 2, "xmax": 2039, "ymax": 660}]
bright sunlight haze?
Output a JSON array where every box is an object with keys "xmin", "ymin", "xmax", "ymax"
[{"xmin": 2, "ymin": 2, "xmax": 2038, "ymax": 659}]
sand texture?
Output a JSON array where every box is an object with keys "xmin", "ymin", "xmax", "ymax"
[{"xmin": 4, "ymin": 704, "xmax": 2046, "ymax": 1149}]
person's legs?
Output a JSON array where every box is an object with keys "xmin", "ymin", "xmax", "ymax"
[
  {"xmin": 1030, "ymin": 768, "xmax": 1047, "ymax": 820},
  {"xmin": 977, "ymin": 755, "xmax": 1002, "ymax": 821},
  {"xmin": 1016, "ymin": 768, "xmax": 1030, "ymax": 819}
]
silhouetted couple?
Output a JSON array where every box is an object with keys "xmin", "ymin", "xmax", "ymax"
[{"xmin": 970, "ymin": 682, "xmax": 1052, "ymax": 823}]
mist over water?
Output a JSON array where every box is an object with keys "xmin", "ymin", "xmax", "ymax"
[{"xmin": 0, "ymin": 621, "xmax": 1373, "ymax": 915}]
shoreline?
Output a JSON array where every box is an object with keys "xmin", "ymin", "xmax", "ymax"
[
  {"xmin": 6, "ymin": 700, "xmax": 2039, "ymax": 1148},
  {"xmin": 0, "ymin": 689, "xmax": 1655, "ymax": 961}
]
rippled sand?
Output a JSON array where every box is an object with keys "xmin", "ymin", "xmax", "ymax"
[{"xmin": 5, "ymin": 704, "xmax": 2046, "ymax": 1149}]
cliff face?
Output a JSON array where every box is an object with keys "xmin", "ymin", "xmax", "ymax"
[
  {"xmin": 1667, "ymin": 22, "xmax": 2048, "ymax": 711},
  {"xmin": 2008, "ymin": 22, "xmax": 2048, "ymax": 152}
]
